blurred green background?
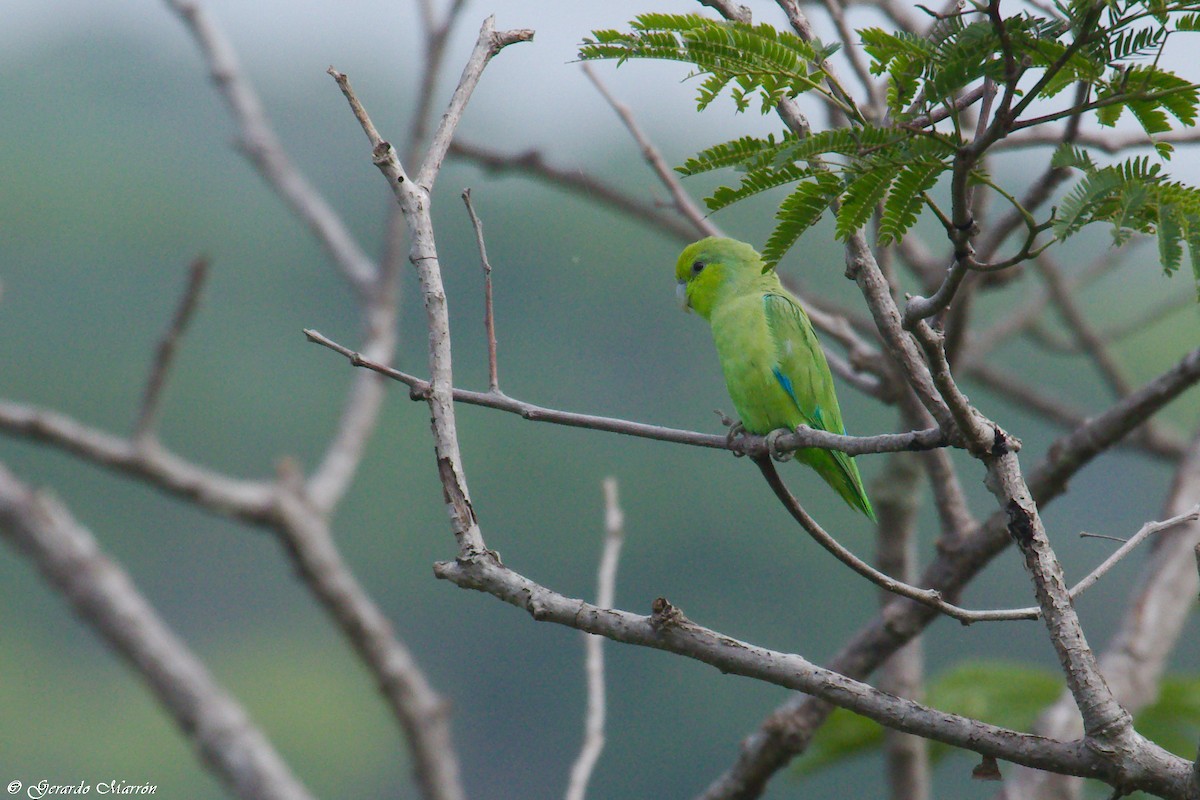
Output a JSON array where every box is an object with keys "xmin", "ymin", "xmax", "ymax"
[{"xmin": 2, "ymin": 1, "xmax": 1198, "ymax": 798}]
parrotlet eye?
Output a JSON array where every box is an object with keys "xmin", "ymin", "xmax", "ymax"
[{"xmin": 691, "ymin": 260, "xmax": 705, "ymax": 275}]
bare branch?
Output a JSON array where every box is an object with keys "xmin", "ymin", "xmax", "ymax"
[
  {"xmin": 845, "ymin": 235, "xmax": 958, "ymax": 433},
  {"xmin": 417, "ymin": 21, "xmax": 536, "ymax": 188},
  {"xmin": 304, "ymin": 328, "xmax": 948, "ymax": 458},
  {"xmin": 462, "ymin": 189, "xmax": 500, "ymax": 392},
  {"xmin": 1003, "ymin": 436, "xmax": 1200, "ymax": 800},
  {"xmin": 134, "ymin": 255, "xmax": 209, "ymax": 444},
  {"xmin": 566, "ymin": 478, "xmax": 626, "ymax": 800},
  {"xmin": 0, "ymin": 463, "xmax": 314, "ymax": 800},
  {"xmin": 432, "ymin": 552, "xmax": 1194, "ymax": 798},
  {"xmin": 327, "ymin": 17, "xmax": 533, "ymax": 556},
  {"xmin": 163, "ymin": 0, "xmax": 377, "ymax": 296},
  {"xmin": 582, "ymin": 63, "xmax": 719, "ymax": 238},
  {"xmin": 450, "ymin": 140, "xmax": 702, "ymax": 241},
  {"xmin": 0, "ymin": 401, "xmax": 275, "ymax": 522}
]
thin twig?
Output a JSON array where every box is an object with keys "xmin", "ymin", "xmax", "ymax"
[
  {"xmin": 755, "ymin": 456, "xmax": 1030, "ymax": 623},
  {"xmin": 462, "ymin": 189, "xmax": 500, "ymax": 392},
  {"xmin": 0, "ymin": 462, "xmax": 315, "ymax": 800},
  {"xmin": 134, "ymin": 255, "xmax": 209, "ymax": 444},
  {"xmin": 303, "ymin": 328, "xmax": 949, "ymax": 458},
  {"xmin": 581, "ymin": 63, "xmax": 719, "ymax": 238},
  {"xmin": 565, "ymin": 478, "xmax": 626, "ymax": 800},
  {"xmin": 1069, "ymin": 505, "xmax": 1200, "ymax": 599},
  {"xmin": 450, "ymin": 140, "xmax": 702, "ymax": 241}
]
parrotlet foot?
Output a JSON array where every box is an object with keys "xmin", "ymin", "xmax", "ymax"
[
  {"xmin": 766, "ymin": 429, "xmax": 794, "ymax": 462},
  {"xmin": 725, "ymin": 420, "xmax": 747, "ymax": 458}
]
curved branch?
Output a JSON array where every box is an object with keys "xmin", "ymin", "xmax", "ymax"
[{"xmin": 757, "ymin": 456, "xmax": 1039, "ymax": 623}]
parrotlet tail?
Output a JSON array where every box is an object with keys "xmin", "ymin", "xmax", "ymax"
[{"xmin": 800, "ymin": 447, "xmax": 876, "ymax": 521}]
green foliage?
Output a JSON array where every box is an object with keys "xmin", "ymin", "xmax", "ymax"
[
  {"xmin": 582, "ymin": 3, "xmax": 1200, "ymax": 289},
  {"xmin": 1134, "ymin": 675, "xmax": 1200, "ymax": 758},
  {"xmin": 797, "ymin": 661, "xmax": 1062, "ymax": 776},
  {"xmin": 581, "ymin": 14, "xmax": 834, "ymax": 115},
  {"xmin": 763, "ymin": 171, "xmax": 843, "ymax": 265},
  {"xmin": 1052, "ymin": 144, "xmax": 1200, "ymax": 294}
]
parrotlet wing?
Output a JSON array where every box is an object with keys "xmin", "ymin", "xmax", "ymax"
[
  {"xmin": 763, "ymin": 292, "xmax": 876, "ymax": 520},
  {"xmin": 762, "ymin": 292, "xmax": 844, "ymax": 434}
]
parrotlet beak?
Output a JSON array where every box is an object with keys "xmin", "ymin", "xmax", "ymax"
[{"xmin": 676, "ymin": 280, "xmax": 690, "ymax": 312}]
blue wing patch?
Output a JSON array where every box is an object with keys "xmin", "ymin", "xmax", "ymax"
[
  {"xmin": 774, "ymin": 365, "xmax": 834, "ymax": 433},
  {"xmin": 771, "ymin": 366, "xmax": 798, "ymax": 408}
]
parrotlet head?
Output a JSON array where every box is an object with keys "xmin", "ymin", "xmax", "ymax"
[{"xmin": 675, "ymin": 236, "xmax": 766, "ymax": 319}]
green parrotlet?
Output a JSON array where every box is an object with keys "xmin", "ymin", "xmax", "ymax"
[{"xmin": 676, "ymin": 236, "xmax": 875, "ymax": 520}]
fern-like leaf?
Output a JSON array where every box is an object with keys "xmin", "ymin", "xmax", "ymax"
[
  {"xmin": 878, "ymin": 160, "xmax": 943, "ymax": 245},
  {"xmin": 1158, "ymin": 204, "xmax": 1184, "ymax": 275},
  {"xmin": 678, "ymin": 134, "xmax": 796, "ymax": 176},
  {"xmin": 836, "ymin": 166, "xmax": 898, "ymax": 239},
  {"xmin": 1054, "ymin": 168, "xmax": 1126, "ymax": 238},
  {"xmin": 762, "ymin": 172, "xmax": 842, "ymax": 266},
  {"xmin": 706, "ymin": 163, "xmax": 813, "ymax": 212}
]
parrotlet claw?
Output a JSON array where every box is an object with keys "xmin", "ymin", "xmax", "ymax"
[
  {"xmin": 725, "ymin": 421, "xmax": 747, "ymax": 457},
  {"xmin": 766, "ymin": 429, "xmax": 794, "ymax": 462}
]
